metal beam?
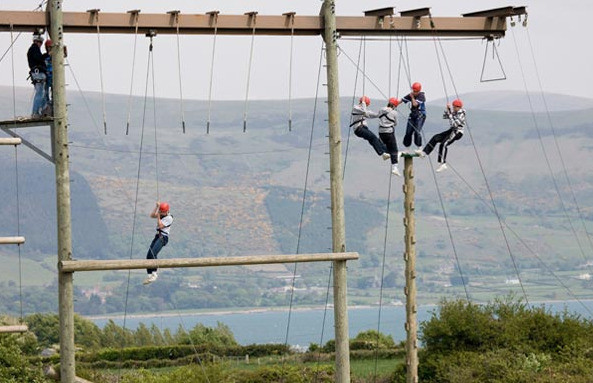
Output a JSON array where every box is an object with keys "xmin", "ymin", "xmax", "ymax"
[
  {"xmin": 364, "ymin": 7, "xmax": 395, "ymax": 18},
  {"xmin": 0, "ymin": 137, "xmax": 21, "ymax": 145},
  {"xmin": 0, "ymin": 236, "xmax": 25, "ymax": 245},
  {"xmin": 463, "ymin": 6, "xmax": 527, "ymax": 18},
  {"xmin": 0, "ymin": 128, "xmax": 54, "ymax": 163},
  {"xmin": 0, "ymin": 325, "xmax": 28, "ymax": 333},
  {"xmin": 0, "ymin": 10, "xmax": 510, "ymax": 37},
  {"xmin": 0, "ymin": 117, "xmax": 53, "ymax": 129},
  {"xmin": 399, "ymin": 8, "xmax": 431, "ymax": 18},
  {"xmin": 59, "ymin": 252, "xmax": 359, "ymax": 273}
]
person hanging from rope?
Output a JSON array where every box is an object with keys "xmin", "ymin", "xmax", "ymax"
[
  {"xmin": 416, "ymin": 99, "xmax": 466, "ymax": 173},
  {"xmin": 27, "ymin": 33, "xmax": 47, "ymax": 119},
  {"xmin": 374, "ymin": 97, "xmax": 402, "ymax": 176},
  {"xmin": 143, "ymin": 202, "xmax": 173, "ymax": 285},
  {"xmin": 351, "ymin": 96, "xmax": 391, "ymax": 162},
  {"xmin": 399, "ymin": 82, "xmax": 426, "ymax": 150}
]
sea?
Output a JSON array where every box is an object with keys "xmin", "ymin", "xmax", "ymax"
[{"xmin": 90, "ymin": 300, "xmax": 593, "ymax": 348}]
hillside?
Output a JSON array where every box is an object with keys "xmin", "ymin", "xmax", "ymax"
[{"xmin": 1, "ymin": 86, "xmax": 592, "ymax": 315}]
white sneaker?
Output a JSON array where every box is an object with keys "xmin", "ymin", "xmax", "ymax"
[
  {"xmin": 397, "ymin": 151, "xmax": 404, "ymax": 158},
  {"xmin": 391, "ymin": 165, "xmax": 401, "ymax": 177},
  {"xmin": 143, "ymin": 272, "xmax": 158, "ymax": 285},
  {"xmin": 381, "ymin": 153, "xmax": 391, "ymax": 161},
  {"xmin": 415, "ymin": 149, "xmax": 426, "ymax": 158},
  {"xmin": 436, "ymin": 163, "xmax": 448, "ymax": 173}
]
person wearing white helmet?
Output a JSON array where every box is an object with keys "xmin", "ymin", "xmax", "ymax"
[
  {"xmin": 416, "ymin": 99, "xmax": 466, "ymax": 173},
  {"xmin": 27, "ymin": 33, "xmax": 47, "ymax": 118},
  {"xmin": 350, "ymin": 96, "xmax": 391, "ymax": 162},
  {"xmin": 144, "ymin": 201, "xmax": 173, "ymax": 285}
]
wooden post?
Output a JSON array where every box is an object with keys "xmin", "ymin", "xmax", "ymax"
[
  {"xmin": 0, "ymin": 325, "xmax": 28, "ymax": 333},
  {"xmin": 322, "ymin": 1, "xmax": 350, "ymax": 382},
  {"xmin": 403, "ymin": 156, "xmax": 418, "ymax": 383},
  {"xmin": 50, "ymin": 1, "xmax": 75, "ymax": 382}
]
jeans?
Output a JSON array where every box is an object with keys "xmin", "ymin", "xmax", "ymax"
[
  {"xmin": 354, "ymin": 126, "xmax": 387, "ymax": 156},
  {"xmin": 423, "ymin": 128, "xmax": 463, "ymax": 163},
  {"xmin": 31, "ymin": 72, "xmax": 47, "ymax": 116},
  {"xmin": 379, "ymin": 132, "xmax": 399, "ymax": 164},
  {"xmin": 44, "ymin": 77, "xmax": 52, "ymax": 111},
  {"xmin": 403, "ymin": 114, "xmax": 426, "ymax": 148},
  {"xmin": 146, "ymin": 234, "xmax": 168, "ymax": 274}
]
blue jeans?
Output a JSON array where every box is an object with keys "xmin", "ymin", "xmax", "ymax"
[
  {"xmin": 354, "ymin": 126, "xmax": 387, "ymax": 156},
  {"xmin": 403, "ymin": 114, "xmax": 426, "ymax": 148},
  {"xmin": 146, "ymin": 234, "xmax": 168, "ymax": 274},
  {"xmin": 31, "ymin": 72, "xmax": 47, "ymax": 116}
]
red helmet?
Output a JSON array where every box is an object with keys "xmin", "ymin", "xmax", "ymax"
[
  {"xmin": 388, "ymin": 97, "xmax": 399, "ymax": 107},
  {"xmin": 411, "ymin": 82, "xmax": 422, "ymax": 92},
  {"xmin": 45, "ymin": 39, "xmax": 52, "ymax": 48},
  {"xmin": 159, "ymin": 202, "xmax": 170, "ymax": 212},
  {"xmin": 452, "ymin": 99, "xmax": 463, "ymax": 108},
  {"xmin": 359, "ymin": 96, "xmax": 371, "ymax": 106}
]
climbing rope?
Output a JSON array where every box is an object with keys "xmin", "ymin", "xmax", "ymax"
[
  {"xmin": 282, "ymin": 41, "xmax": 324, "ymax": 378},
  {"xmin": 286, "ymin": 12, "xmax": 295, "ymax": 131},
  {"xmin": 149, "ymin": 33, "xmax": 160, "ymax": 199},
  {"xmin": 10, "ymin": 25, "xmax": 16, "ymax": 120},
  {"xmin": 206, "ymin": 11, "xmax": 219, "ymax": 134},
  {"xmin": 479, "ymin": 38, "xmax": 507, "ymax": 82},
  {"xmin": 243, "ymin": 12, "xmax": 257, "ymax": 133},
  {"xmin": 125, "ymin": 10, "xmax": 140, "ymax": 135},
  {"xmin": 13, "ymin": 145, "xmax": 24, "ymax": 322},
  {"xmin": 90, "ymin": 10, "xmax": 108, "ymax": 134},
  {"xmin": 509, "ymin": 28, "xmax": 592, "ymax": 273},
  {"xmin": 170, "ymin": 11, "xmax": 187, "ymax": 133}
]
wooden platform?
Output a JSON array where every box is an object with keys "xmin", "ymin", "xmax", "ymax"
[
  {"xmin": 0, "ymin": 116, "xmax": 53, "ymax": 129},
  {"xmin": 0, "ymin": 325, "xmax": 28, "ymax": 333}
]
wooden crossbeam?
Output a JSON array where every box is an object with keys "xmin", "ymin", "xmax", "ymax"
[
  {"xmin": 0, "ymin": 137, "xmax": 21, "ymax": 145},
  {"xmin": 0, "ymin": 236, "xmax": 25, "ymax": 245},
  {"xmin": 0, "ymin": 325, "xmax": 28, "ymax": 333},
  {"xmin": 0, "ymin": 10, "xmax": 510, "ymax": 37},
  {"xmin": 59, "ymin": 252, "xmax": 359, "ymax": 273},
  {"xmin": 0, "ymin": 116, "xmax": 53, "ymax": 129}
]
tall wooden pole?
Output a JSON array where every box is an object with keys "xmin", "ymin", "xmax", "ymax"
[
  {"xmin": 50, "ymin": 1, "xmax": 75, "ymax": 382},
  {"xmin": 322, "ymin": 1, "xmax": 350, "ymax": 382},
  {"xmin": 403, "ymin": 156, "xmax": 418, "ymax": 383}
]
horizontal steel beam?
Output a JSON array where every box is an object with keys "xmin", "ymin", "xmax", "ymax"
[
  {"xmin": 0, "ymin": 10, "xmax": 508, "ymax": 37},
  {"xmin": 0, "ymin": 236, "xmax": 26, "ymax": 245},
  {"xmin": 463, "ymin": 6, "xmax": 527, "ymax": 18},
  {"xmin": 0, "ymin": 325, "xmax": 28, "ymax": 333},
  {"xmin": 0, "ymin": 137, "xmax": 21, "ymax": 145},
  {"xmin": 59, "ymin": 252, "xmax": 359, "ymax": 273}
]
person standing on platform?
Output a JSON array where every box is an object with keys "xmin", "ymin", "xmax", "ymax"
[
  {"xmin": 416, "ymin": 99, "xmax": 466, "ymax": 172},
  {"xmin": 400, "ymin": 82, "xmax": 426, "ymax": 150},
  {"xmin": 41, "ymin": 39, "xmax": 53, "ymax": 116},
  {"xmin": 144, "ymin": 202, "xmax": 173, "ymax": 285},
  {"xmin": 27, "ymin": 33, "xmax": 47, "ymax": 118},
  {"xmin": 351, "ymin": 96, "xmax": 391, "ymax": 161}
]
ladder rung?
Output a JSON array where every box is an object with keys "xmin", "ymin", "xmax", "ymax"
[
  {"xmin": 0, "ymin": 137, "xmax": 21, "ymax": 145},
  {"xmin": 0, "ymin": 325, "xmax": 28, "ymax": 333},
  {"xmin": 0, "ymin": 236, "xmax": 25, "ymax": 245}
]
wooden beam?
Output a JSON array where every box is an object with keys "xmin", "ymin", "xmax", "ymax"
[
  {"xmin": 0, "ymin": 10, "xmax": 509, "ymax": 37},
  {"xmin": 0, "ymin": 325, "xmax": 28, "ymax": 333},
  {"xmin": 0, "ymin": 137, "xmax": 21, "ymax": 145},
  {"xmin": 0, "ymin": 116, "xmax": 53, "ymax": 129},
  {"xmin": 0, "ymin": 236, "xmax": 25, "ymax": 245},
  {"xmin": 59, "ymin": 252, "xmax": 359, "ymax": 273}
]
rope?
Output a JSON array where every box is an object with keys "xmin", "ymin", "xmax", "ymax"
[
  {"xmin": 150, "ymin": 37, "xmax": 160, "ymax": 199},
  {"xmin": 281, "ymin": 41, "xmax": 324, "ymax": 379},
  {"xmin": 173, "ymin": 12, "xmax": 187, "ymax": 133},
  {"xmin": 125, "ymin": 11, "xmax": 140, "ymax": 135},
  {"xmin": 287, "ymin": 13, "xmax": 295, "ymax": 131},
  {"xmin": 524, "ymin": 27, "xmax": 593, "ymax": 255},
  {"xmin": 337, "ymin": 46, "xmax": 387, "ymax": 99},
  {"xmin": 509, "ymin": 28, "xmax": 592, "ymax": 272},
  {"xmin": 10, "ymin": 25, "xmax": 16, "ymax": 120},
  {"xmin": 243, "ymin": 13, "xmax": 257, "ymax": 132},
  {"xmin": 479, "ymin": 38, "xmax": 507, "ymax": 82},
  {"xmin": 312, "ymin": 265, "xmax": 333, "ymax": 383},
  {"xmin": 92, "ymin": 11, "xmax": 108, "ymax": 134},
  {"xmin": 206, "ymin": 12, "xmax": 219, "ymax": 134},
  {"xmin": 14, "ymin": 145, "xmax": 24, "ymax": 322}
]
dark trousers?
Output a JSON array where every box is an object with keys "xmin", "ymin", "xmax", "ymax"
[
  {"xmin": 146, "ymin": 234, "xmax": 168, "ymax": 274},
  {"xmin": 354, "ymin": 126, "xmax": 387, "ymax": 156},
  {"xmin": 379, "ymin": 132, "xmax": 399, "ymax": 164},
  {"xmin": 403, "ymin": 114, "xmax": 426, "ymax": 148},
  {"xmin": 423, "ymin": 128, "xmax": 463, "ymax": 163}
]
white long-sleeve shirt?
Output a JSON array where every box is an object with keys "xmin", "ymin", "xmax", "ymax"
[
  {"xmin": 371, "ymin": 106, "xmax": 398, "ymax": 134},
  {"xmin": 350, "ymin": 103, "xmax": 373, "ymax": 130},
  {"xmin": 443, "ymin": 108, "xmax": 466, "ymax": 133}
]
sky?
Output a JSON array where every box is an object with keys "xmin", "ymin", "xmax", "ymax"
[{"xmin": 0, "ymin": 0, "xmax": 591, "ymax": 102}]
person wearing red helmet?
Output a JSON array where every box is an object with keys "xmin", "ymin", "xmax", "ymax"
[
  {"xmin": 144, "ymin": 201, "xmax": 173, "ymax": 285},
  {"xmin": 350, "ymin": 96, "xmax": 391, "ymax": 161},
  {"xmin": 417, "ymin": 99, "xmax": 466, "ymax": 172},
  {"xmin": 399, "ymin": 82, "xmax": 427, "ymax": 150},
  {"xmin": 373, "ymin": 97, "xmax": 402, "ymax": 176}
]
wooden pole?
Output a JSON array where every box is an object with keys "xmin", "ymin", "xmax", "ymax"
[
  {"xmin": 322, "ymin": 1, "xmax": 350, "ymax": 382},
  {"xmin": 403, "ymin": 156, "xmax": 418, "ymax": 383},
  {"xmin": 0, "ymin": 137, "xmax": 21, "ymax": 145},
  {"xmin": 59, "ymin": 252, "xmax": 359, "ymax": 272},
  {"xmin": 0, "ymin": 236, "xmax": 25, "ymax": 245},
  {"xmin": 0, "ymin": 325, "xmax": 28, "ymax": 333},
  {"xmin": 50, "ymin": 1, "xmax": 75, "ymax": 382}
]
